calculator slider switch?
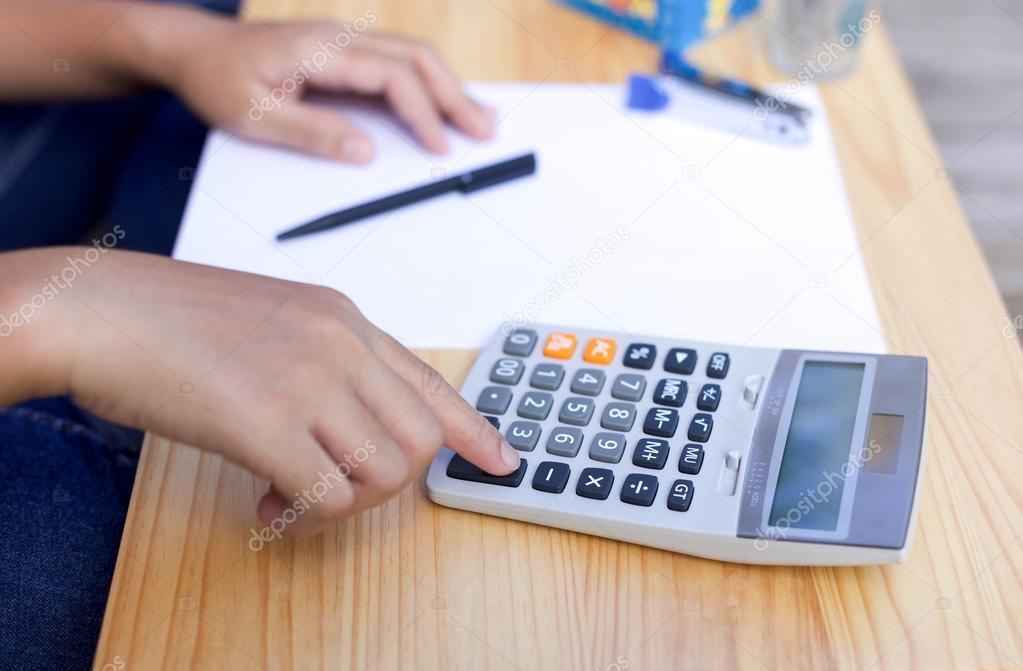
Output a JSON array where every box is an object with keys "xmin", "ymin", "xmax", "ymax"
[
  {"xmin": 717, "ymin": 450, "xmax": 741, "ymax": 496},
  {"xmin": 738, "ymin": 374, "xmax": 765, "ymax": 410}
]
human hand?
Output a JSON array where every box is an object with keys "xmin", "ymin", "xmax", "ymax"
[
  {"xmin": 157, "ymin": 16, "xmax": 496, "ymax": 162},
  {"xmin": 3, "ymin": 249, "xmax": 518, "ymax": 536}
]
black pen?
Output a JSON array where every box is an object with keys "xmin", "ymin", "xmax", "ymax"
[{"xmin": 276, "ymin": 152, "xmax": 537, "ymax": 241}]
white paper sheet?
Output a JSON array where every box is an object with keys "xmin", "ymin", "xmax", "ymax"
[{"xmin": 174, "ymin": 82, "xmax": 887, "ymax": 353}]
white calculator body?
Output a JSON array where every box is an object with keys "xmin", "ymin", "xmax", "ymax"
[{"xmin": 426, "ymin": 325, "xmax": 927, "ymax": 566}]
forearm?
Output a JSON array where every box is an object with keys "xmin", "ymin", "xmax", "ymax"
[
  {"xmin": 0, "ymin": 0, "xmax": 228, "ymax": 101},
  {"xmin": 0, "ymin": 249, "xmax": 84, "ymax": 406}
]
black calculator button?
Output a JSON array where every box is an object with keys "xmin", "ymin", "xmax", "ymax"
[
  {"xmin": 632, "ymin": 438, "xmax": 670, "ymax": 470},
  {"xmin": 484, "ymin": 416, "xmax": 500, "ymax": 430},
  {"xmin": 588, "ymin": 432, "xmax": 627, "ymax": 463},
  {"xmin": 477, "ymin": 386, "xmax": 512, "ymax": 415},
  {"xmin": 530, "ymin": 363, "xmax": 565, "ymax": 391},
  {"xmin": 446, "ymin": 453, "xmax": 527, "ymax": 487},
  {"xmin": 697, "ymin": 384, "xmax": 721, "ymax": 412},
  {"xmin": 667, "ymin": 479, "xmax": 695, "ymax": 511},
  {"xmin": 678, "ymin": 443, "xmax": 704, "ymax": 474},
  {"xmin": 664, "ymin": 348, "xmax": 697, "ymax": 375},
  {"xmin": 600, "ymin": 402, "xmax": 637, "ymax": 432},
  {"xmin": 532, "ymin": 461, "xmax": 571, "ymax": 493},
  {"xmin": 517, "ymin": 391, "xmax": 553, "ymax": 420},
  {"xmin": 570, "ymin": 368, "xmax": 606, "ymax": 396},
  {"xmin": 503, "ymin": 328, "xmax": 537, "ymax": 357},
  {"xmin": 576, "ymin": 467, "xmax": 614, "ymax": 500},
  {"xmin": 559, "ymin": 397, "xmax": 595, "ymax": 426},
  {"xmin": 688, "ymin": 413, "xmax": 713, "ymax": 442},
  {"xmin": 611, "ymin": 373, "xmax": 646, "ymax": 401},
  {"xmin": 623, "ymin": 343, "xmax": 657, "ymax": 370},
  {"xmin": 505, "ymin": 421, "xmax": 541, "ymax": 451},
  {"xmin": 546, "ymin": 426, "xmax": 584, "ymax": 457},
  {"xmin": 653, "ymin": 378, "xmax": 687, "ymax": 407},
  {"xmin": 621, "ymin": 473, "xmax": 658, "ymax": 507},
  {"xmin": 707, "ymin": 352, "xmax": 730, "ymax": 379},
  {"xmin": 489, "ymin": 357, "xmax": 525, "ymax": 385},
  {"xmin": 642, "ymin": 407, "xmax": 679, "ymax": 437}
]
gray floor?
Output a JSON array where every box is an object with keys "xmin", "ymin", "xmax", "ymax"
[{"xmin": 884, "ymin": 0, "xmax": 1023, "ymax": 322}]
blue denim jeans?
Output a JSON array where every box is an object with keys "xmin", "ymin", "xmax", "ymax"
[
  {"xmin": 0, "ymin": 399, "xmax": 142, "ymax": 670},
  {"xmin": 0, "ymin": 1, "xmax": 238, "ymax": 667}
]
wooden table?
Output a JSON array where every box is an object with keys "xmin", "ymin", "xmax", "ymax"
[{"xmin": 95, "ymin": 2, "xmax": 1023, "ymax": 669}]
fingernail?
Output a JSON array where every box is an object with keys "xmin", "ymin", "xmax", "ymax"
[
  {"xmin": 500, "ymin": 439, "xmax": 520, "ymax": 469},
  {"xmin": 341, "ymin": 138, "xmax": 372, "ymax": 163}
]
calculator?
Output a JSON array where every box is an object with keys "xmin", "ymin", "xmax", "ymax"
[{"xmin": 426, "ymin": 325, "xmax": 928, "ymax": 566}]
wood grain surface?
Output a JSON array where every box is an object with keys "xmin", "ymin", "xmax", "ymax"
[{"xmin": 94, "ymin": 2, "xmax": 1023, "ymax": 669}]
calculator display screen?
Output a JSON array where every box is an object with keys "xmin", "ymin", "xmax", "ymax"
[{"xmin": 768, "ymin": 361, "xmax": 866, "ymax": 531}]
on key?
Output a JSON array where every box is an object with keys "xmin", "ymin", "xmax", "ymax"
[{"xmin": 446, "ymin": 454, "xmax": 528, "ymax": 487}]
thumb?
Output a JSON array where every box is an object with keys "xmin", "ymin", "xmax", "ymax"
[{"xmin": 250, "ymin": 101, "xmax": 375, "ymax": 163}]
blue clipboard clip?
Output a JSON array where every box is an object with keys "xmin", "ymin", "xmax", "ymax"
[{"xmin": 627, "ymin": 51, "xmax": 813, "ymax": 146}]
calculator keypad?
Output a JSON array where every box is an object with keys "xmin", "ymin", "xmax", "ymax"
[
  {"xmin": 559, "ymin": 397, "xmax": 594, "ymax": 425},
  {"xmin": 707, "ymin": 352, "xmax": 730, "ymax": 379},
  {"xmin": 505, "ymin": 421, "xmax": 541, "ymax": 451},
  {"xmin": 678, "ymin": 443, "xmax": 705, "ymax": 474},
  {"xmin": 577, "ymin": 468, "xmax": 614, "ymax": 499},
  {"xmin": 687, "ymin": 413, "xmax": 713, "ymax": 442},
  {"xmin": 477, "ymin": 386, "xmax": 512, "ymax": 414},
  {"xmin": 543, "ymin": 332, "xmax": 577, "ymax": 359},
  {"xmin": 490, "ymin": 358, "xmax": 524, "ymax": 385},
  {"xmin": 532, "ymin": 461, "xmax": 571, "ymax": 493},
  {"xmin": 621, "ymin": 473, "xmax": 659, "ymax": 506},
  {"xmin": 589, "ymin": 432, "xmax": 627, "ymax": 463},
  {"xmin": 447, "ymin": 453, "xmax": 528, "ymax": 487},
  {"xmin": 517, "ymin": 391, "xmax": 554, "ymax": 420},
  {"xmin": 546, "ymin": 426, "xmax": 583, "ymax": 456},
  {"xmin": 600, "ymin": 402, "xmax": 637, "ymax": 432},
  {"xmin": 503, "ymin": 329, "xmax": 537, "ymax": 357},
  {"xmin": 632, "ymin": 438, "xmax": 670, "ymax": 469},
  {"xmin": 623, "ymin": 343, "xmax": 656, "ymax": 369},
  {"xmin": 653, "ymin": 378, "xmax": 687, "ymax": 407},
  {"xmin": 643, "ymin": 407, "xmax": 679, "ymax": 437},
  {"xmin": 664, "ymin": 348, "xmax": 697, "ymax": 375},
  {"xmin": 530, "ymin": 363, "xmax": 564, "ymax": 390},
  {"xmin": 570, "ymin": 368, "xmax": 606, "ymax": 396},
  {"xmin": 444, "ymin": 327, "xmax": 760, "ymax": 521},
  {"xmin": 697, "ymin": 383, "xmax": 721, "ymax": 411},
  {"xmin": 611, "ymin": 373, "xmax": 646, "ymax": 401}
]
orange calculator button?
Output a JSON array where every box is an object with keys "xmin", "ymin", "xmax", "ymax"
[
  {"xmin": 582, "ymin": 337, "xmax": 617, "ymax": 365},
  {"xmin": 543, "ymin": 332, "xmax": 578, "ymax": 359}
]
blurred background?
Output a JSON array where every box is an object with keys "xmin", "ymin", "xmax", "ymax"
[{"xmin": 886, "ymin": 0, "xmax": 1023, "ymax": 322}]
